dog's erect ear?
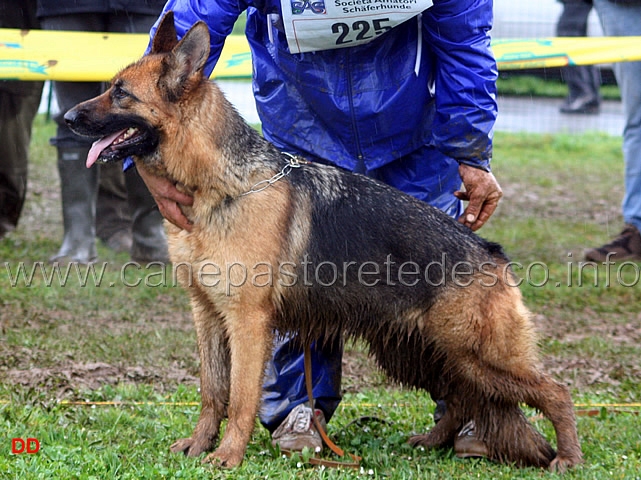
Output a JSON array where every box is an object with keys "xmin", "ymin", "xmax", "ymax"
[
  {"xmin": 151, "ymin": 11, "xmax": 179, "ymax": 54},
  {"xmin": 158, "ymin": 21, "xmax": 210, "ymax": 101},
  {"xmin": 171, "ymin": 21, "xmax": 210, "ymax": 78}
]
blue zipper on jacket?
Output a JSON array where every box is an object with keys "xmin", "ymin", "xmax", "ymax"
[{"xmin": 344, "ymin": 48, "xmax": 366, "ymax": 174}]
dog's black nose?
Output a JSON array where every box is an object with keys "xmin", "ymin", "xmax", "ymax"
[{"xmin": 63, "ymin": 108, "xmax": 79, "ymax": 127}]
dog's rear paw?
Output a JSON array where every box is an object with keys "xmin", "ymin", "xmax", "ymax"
[
  {"xmin": 548, "ymin": 454, "xmax": 583, "ymax": 473},
  {"xmin": 170, "ymin": 437, "xmax": 213, "ymax": 457},
  {"xmin": 202, "ymin": 448, "xmax": 244, "ymax": 468},
  {"xmin": 408, "ymin": 433, "xmax": 443, "ymax": 449}
]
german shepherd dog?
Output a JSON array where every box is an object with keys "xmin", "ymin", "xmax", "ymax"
[{"xmin": 64, "ymin": 12, "xmax": 582, "ymax": 471}]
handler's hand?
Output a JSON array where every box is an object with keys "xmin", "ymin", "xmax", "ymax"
[
  {"xmin": 136, "ymin": 165, "xmax": 194, "ymax": 232},
  {"xmin": 454, "ymin": 164, "xmax": 503, "ymax": 231}
]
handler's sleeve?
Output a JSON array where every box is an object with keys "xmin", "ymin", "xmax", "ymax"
[
  {"xmin": 423, "ymin": 0, "xmax": 497, "ymax": 172},
  {"xmin": 147, "ymin": 0, "xmax": 252, "ymax": 77}
]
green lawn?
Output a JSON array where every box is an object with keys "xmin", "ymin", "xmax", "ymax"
[{"xmin": 0, "ymin": 117, "xmax": 639, "ymax": 478}]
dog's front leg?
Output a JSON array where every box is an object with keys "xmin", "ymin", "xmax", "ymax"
[
  {"xmin": 171, "ymin": 296, "xmax": 230, "ymax": 457},
  {"xmin": 202, "ymin": 307, "xmax": 272, "ymax": 468}
]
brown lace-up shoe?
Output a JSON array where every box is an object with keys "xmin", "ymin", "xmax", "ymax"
[
  {"xmin": 454, "ymin": 421, "xmax": 489, "ymax": 459},
  {"xmin": 271, "ymin": 404, "xmax": 326, "ymax": 453},
  {"xmin": 584, "ymin": 224, "xmax": 641, "ymax": 262}
]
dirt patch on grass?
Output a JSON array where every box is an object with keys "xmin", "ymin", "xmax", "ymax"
[
  {"xmin": 499, "ymin": 181, "xmax": 622, "ymax": 226},
  {"xmin": 5, "ymin": 362, "xmax": 197, "ymax": 398},
  {"xmin": 3, "ymin": 303, "xmax": 640, "ymax": 399},
  {"xmin": 0, "ymin": 301, "xmax": 384, "ymax": 398},
  {"xmin": 3, "ymin": 348, "xmax": 384, "ymax": 399},
  {"xmin": 534, "ymin": 310, "xmax": 641, "ymax": 392}
]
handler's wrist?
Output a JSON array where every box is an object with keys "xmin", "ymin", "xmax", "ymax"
[{"xmin": 458, "ymin": 160, "xmax": 491, "ymax": 173}]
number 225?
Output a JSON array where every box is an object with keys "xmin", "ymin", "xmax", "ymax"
[{"xmin": 331, "ymin": 18, "xmax": 391, "ymax": 45}]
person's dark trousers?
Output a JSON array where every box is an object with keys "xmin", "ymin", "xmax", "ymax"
[
  {"xmin": 97, "ymin": 161, "xmax": 133, "ymax": 253},
  {"xmin": 0, "ymin": 81, "xmax": 44, "ymax": 238},
  {"xmin": 557, "ymin": 1, "xmax": 601, "ymax": 113},
  {"xmin": 124, "ymin": 167, "xmax": 168, "ymax": 263}
]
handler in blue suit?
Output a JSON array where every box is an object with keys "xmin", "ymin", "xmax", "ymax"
[{"xmin": 137, "ymin": 0, "xmax": 502, "ymax": 455}]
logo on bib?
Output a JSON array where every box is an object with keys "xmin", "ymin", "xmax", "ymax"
[{"xmin": 291, "ymin": 0, "xmax": 327, "ymax": 15}]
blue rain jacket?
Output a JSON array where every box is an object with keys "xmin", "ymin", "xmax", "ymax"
[
  {"xmin": 148, "ymin": 0, "xmax": 498, "ymax": 430},
  {"xmin": 151, "ymin": 0, "xmax": 497, "ymax": 175}
]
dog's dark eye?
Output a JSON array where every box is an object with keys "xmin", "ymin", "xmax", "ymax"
[{"xmin": 113, "ymin": 86, "xmax": 129, "ymax": 101}]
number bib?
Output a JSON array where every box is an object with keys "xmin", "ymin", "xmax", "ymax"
[{"xmin": 280, "ymin": 0, "xmax": 433, "ymax": 54}]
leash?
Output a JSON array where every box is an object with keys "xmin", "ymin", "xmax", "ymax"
[{"xmin": 298, "ymin": 343, "xmax": 362, "ymax": 469}]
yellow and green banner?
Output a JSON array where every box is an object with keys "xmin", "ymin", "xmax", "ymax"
[
  {"xmin": 492, "ymin": 37, "xmax": 641, "ymax": 70},
  {"xmin": 0, "ymin": 28, "xmax": 251, "ymax": 81},
  {"xmin": 1, "ymin": 28, "xmax": 641, "ymax": 81}
]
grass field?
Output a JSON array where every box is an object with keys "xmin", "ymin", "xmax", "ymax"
[{"xmin": 1, "ymin": 115, "xmax": 640, "ymax": 479}]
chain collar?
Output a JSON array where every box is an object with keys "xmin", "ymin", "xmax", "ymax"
[{"xmin": 241, "ymin": 152, "xmax": 308, "ymax": 196}]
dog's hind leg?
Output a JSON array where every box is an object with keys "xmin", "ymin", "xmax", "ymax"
[
  {"xmin": 423, "ymin": 280, "xmax": 581, "ymax": 469},
  {"xmin": 471, "ymin": 374, "xmax": 582, "ymax": 471},
  {"xmin": 471, "ymin": 303, "xmax": 582, "ymax": 469},
  {"xmin": 202, "ymin": 306, "xmax": 273, "ymax": 468},
  {"xmin": 456, "ymin": 361, "xmax": 581, "ymax": 469},
  {"xmin": 408, "ymin": 403, "xmax": 461, "ymax": 450},
  {"xmin": 520, "ymin": 375, "xmax": 583, "ymax": 472},
  {"xmin": 472, "ymin": 397, "xmax": 556, "ymax": 468},
  {"xmin": 171, "ymin": 290, "xmax": 231, "ymax": 458}
]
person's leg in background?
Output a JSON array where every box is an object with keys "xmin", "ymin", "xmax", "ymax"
[
  {"xmin": 261, "ymin": 336, "xmax": 342, "ymax": 451},
  {"xmin": 96, "ymin": 161, "xmax": 133, "ymax": 254},
  {"xmin": 585, "ymin": 0, "xmax": 641, "ymax": 261},
  {"xmin": 0, "ymin": 0, "xmax": 44, "ymax": 239},
  {"xmin": 42, "ymin": 13, "xmax": 111, "ymax": 263},
  {"xmin": 557, "ymin": 0, "xmax": 601, "ymax": 114},
  {"xmin": 0, "ymin": 81, "xmax": 44, "ymax": 238}
]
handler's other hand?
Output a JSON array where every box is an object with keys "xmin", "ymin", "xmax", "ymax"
[
  {"xmin": 455, "ymin": 164, "xmax": 503, "ymax": 231},
  {"xmin": 136, "ymin": 164, "xmax": 194, "ymax": 232}
]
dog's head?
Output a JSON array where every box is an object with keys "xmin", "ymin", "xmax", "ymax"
[{"xmin": 64, "ymin": 11, "xmax": 210, "ymax": 169}]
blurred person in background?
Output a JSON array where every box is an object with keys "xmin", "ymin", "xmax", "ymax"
[
  {"xmin": 0, "ymin": 0, "xmax": 44, "ymax": 239},
  {"xmin": 585, "ymin": 0, "xmax": 641, "ymax": 260},
  {"xmin": 556, "ymin": 0, "xmax": 601, "ymax": 114},
  {"xmin": 37, "ymin": 0, "xmax": 168, "ymax": 264}
]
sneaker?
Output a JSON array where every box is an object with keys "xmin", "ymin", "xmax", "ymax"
[
  {"xmin": 271, "ymin": 404, "xmax": 326, "ymax": 452},
  {"xmin": 454, "ymin": 421, "xmax": 488, "ymax": 459},
  {"xmin": 584, "ymin": 224, "xmax": 641, "ymax": 262}
]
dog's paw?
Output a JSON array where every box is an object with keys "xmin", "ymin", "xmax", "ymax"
[
  {"xmin": 170, "ymin": 437, "xmax": 213, "ymax": 457},
  {"xmin": 408, "ymin": 434, "xmax": 440, "ymax": 449},
  {"xmin": 548, "ymin": 454, "xmax": 583, "ymax": 473},
  {"xmin": 202, "ymin": 447, "xmax": 244, "ymax": 468}
]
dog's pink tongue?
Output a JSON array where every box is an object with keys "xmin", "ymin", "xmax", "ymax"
[{"xmin": 86, "ymin": 129, "xmax": 127, "ymax": 168}]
